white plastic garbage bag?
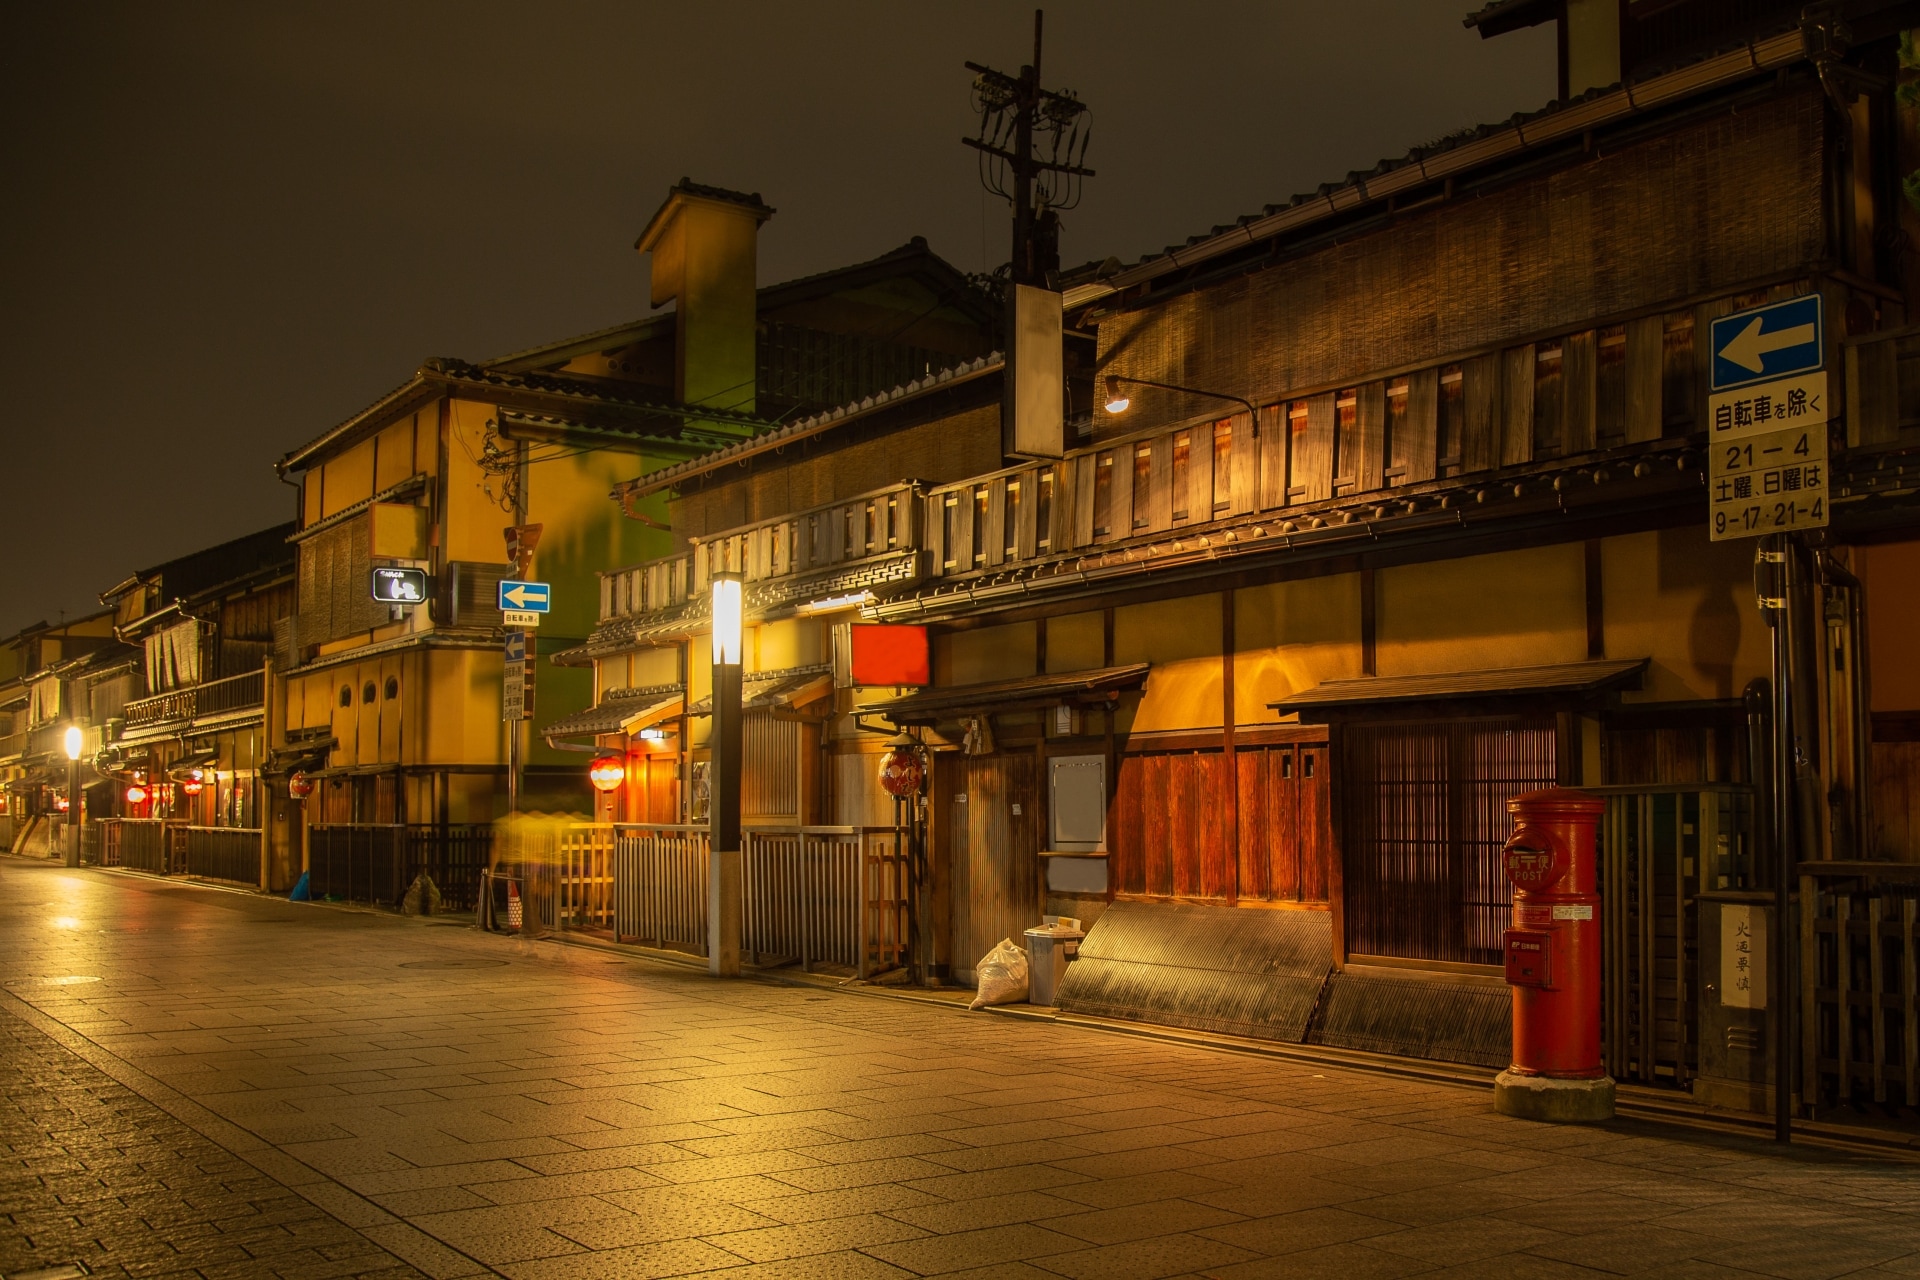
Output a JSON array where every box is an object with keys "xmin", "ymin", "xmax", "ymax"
[{"xmin": 969, "ymin": 937, "xmax": 1030, "ymax": 1009}]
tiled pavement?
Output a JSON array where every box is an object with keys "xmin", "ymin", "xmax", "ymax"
[{"xmin": 3, "ymin": 858, "xmax": 1919, "ymax": 1280}]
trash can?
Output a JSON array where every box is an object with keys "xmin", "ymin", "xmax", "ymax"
[{"xmin": 1023, "ymin": 918, "xmax": 1085, "ymax": 1007}]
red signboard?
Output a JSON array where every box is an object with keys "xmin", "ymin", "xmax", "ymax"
[{"xmin": 850, "ymin": 624, "xmax": 930, "ymax": 687}]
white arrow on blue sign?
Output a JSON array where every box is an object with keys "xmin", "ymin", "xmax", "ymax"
[
  {"xmin": 498, "ymin": 580, "xmax": 551, "ymax": 613},
  {"xmin": 504, "ymin": 632, "xmax": 527, "ymax": 664},
  {"xmin": 1710, "ymin": 294, "xmax": 1822, "ymax": 393}
]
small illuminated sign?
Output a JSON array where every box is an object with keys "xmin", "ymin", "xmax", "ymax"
[{"xmin": 371, "ymin": 567, "xmax": 428, "ymax": 605}]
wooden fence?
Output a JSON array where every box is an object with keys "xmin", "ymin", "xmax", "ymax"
[
  {"xmin": 591, "ymin": 823, "xmax": 908, "ymax": 977},
  {"xmin": 1801, "ymin": 863, "xmax": 1920, "ymax": 1110}
]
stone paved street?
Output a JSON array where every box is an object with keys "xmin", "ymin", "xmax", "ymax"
[{"xmin": 4, "ymin": 857, "xmax": 1919, "ymax": 1280}]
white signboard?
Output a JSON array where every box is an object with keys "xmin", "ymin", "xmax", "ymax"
[
  {"xmin": 1707, "ymin": 370, "xmax": 1828, "ymax": 444},
  {"xmin": 1721, "ymin": 903, "xmax": 1766, "ymax": 1009},
  {"xmin": 1708, "ymin": 423, "xmax": 1827, "ymax": 542}
]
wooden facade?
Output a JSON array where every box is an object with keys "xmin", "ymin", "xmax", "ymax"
[{"xmin": 576, "ymin": 15, "xmax": 1920, "ymax": 1015}]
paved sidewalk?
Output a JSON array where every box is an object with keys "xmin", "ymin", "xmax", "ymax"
[{"xmin": 3, "ymin": 857, "xmax": 1919, "ymax": 1280}]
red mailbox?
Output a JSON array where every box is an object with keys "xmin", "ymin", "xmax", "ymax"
[{"xmin": 1492, "ymin": 787, "xmax": 1615, "ymax": 1122}]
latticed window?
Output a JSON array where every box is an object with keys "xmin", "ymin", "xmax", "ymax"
[{"xmin": 1341, "ymin": 716, "xmax": 1557, "ymax": 966}]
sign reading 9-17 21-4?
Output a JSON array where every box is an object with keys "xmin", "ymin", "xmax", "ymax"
[
  {"xmin": 1709, "ymin": 425, "xmax": 1826, "ymax": 542},
  {"xmin": 1705, "ymin": 293, "xmax": 1829, "ymax": 542}
]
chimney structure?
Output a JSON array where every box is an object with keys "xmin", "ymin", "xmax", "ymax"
[{"xmin": 636, "ymin": 180, "xmax": 776, "ymax": 416}]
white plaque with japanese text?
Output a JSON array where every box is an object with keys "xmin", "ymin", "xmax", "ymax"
[
  {"xmin": 1721, "ymin": 903, "xmax": 1766, "ymax": 1009},
  {"xmin": 1707, "ymin": 370, "xmax": 1827, "ymax": 444}
]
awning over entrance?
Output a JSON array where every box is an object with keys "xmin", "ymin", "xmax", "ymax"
[
  {"xmin": 863, "ymin": 663, "xmax": 1150, "ymax": 726},
  {"xmin": 542, "ymin": 687, "xmax": 684, "ymax": 742},
  {"xmin": 1270, "ymin": 658, "xmax": 1648, "ymax": 720},
  {"xmin": 687, "ymin": 665, "xmax": 833, "ymax": 718}
]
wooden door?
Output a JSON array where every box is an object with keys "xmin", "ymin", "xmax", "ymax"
[
  {"xmin": 943, "ymin": 753, "xmax": 1041, "ymax": 981},
  {"xmin": 1235, "ymin": 742, "xmax": 1331, "ymax": 903}
]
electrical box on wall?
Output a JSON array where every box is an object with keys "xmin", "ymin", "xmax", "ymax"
[{"xmin": 1048, "ymin": 755, "xmax": 1105, "ymax": 851}]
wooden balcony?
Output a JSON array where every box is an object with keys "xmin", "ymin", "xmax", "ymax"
[
  {"xmin": 598, "ymin": 483, "xmax": 926, "ymax": 626},
  {"xmin": 122, "ymin": 669, "xmax": 265, "ymax": 730}
]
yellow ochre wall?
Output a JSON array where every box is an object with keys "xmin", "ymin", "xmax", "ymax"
[
  {"xmin": 1376, "ymin": 545, "xmax": 1587, "ymax": 678},
  {"xmin": 921, "ymin": 530, "xmax": 1766, "ymax": 739},
  {"xmin": 1236, "ymin": 574, "xmax": 1365, "ymax": 724},
  {"xmin": 1603, "ymin": 528, "xmax": 1769, "ymax": 703},
  {"xmin": 1118, "ymin": 595, "xmax": 1223, "ymax": 733},
  {"xmin": 1863, "ymin": 540, "xmax": 1920, "ymax": 712},
  {"xmin": 306, "ymin": 408, "xmax": 435, "ymax": 524},
  {"xmin": 941, "ymin": 622, "xmax": 1037, "ymax": 686},
  {"xmin": 1044, "ymin": 612, "xmax": 1105, "ymax": 674}
]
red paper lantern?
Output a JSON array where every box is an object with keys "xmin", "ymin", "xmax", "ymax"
[
  {"xmin": 588, "ymin": 755, "xmax": 626, "ymax": 793},
  {"xmin": 125, "ymin": 784, "xmax": 149, "ymax": 806},
  {"xmin": 54, "ymin": 794, "xmax": 70, "ymax": 813},
  {"xmin": 181, "ymin": 770, "xmax": 204, "ymax": 796},
  {"xmin": 287, "ymin": 771, "xmax": 313, "ymax": 800},
  {"xmin": 877, "ymin": 736, "xmax": 925, "ymax": 798}
]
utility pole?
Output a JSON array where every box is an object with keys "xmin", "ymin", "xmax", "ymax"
[{"xmin": 963, "ymin": 9, "xmax": 1094, "ymax": 287}]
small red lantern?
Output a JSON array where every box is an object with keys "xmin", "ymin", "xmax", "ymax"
[
  {"xmin": 288, "ymin": 771, "xmax": 313, "ymax": 800},
  {"xmin": 181, "ymin": 769, "xmax": 204, "ymax": 796},
  {"xmin": 588, "ymin": 755, "xmax": 626, "ymax": 793},
  {"xmin": 126, "ymin": 784, "xmax": 149, "ymax": 806},
  {"xmin": 878, "ymin": 735, "xmax": 925, "ymax": 798},
  {"xmin": 54, "ymin": 794, "xmax": 70, "ymax": 813}
]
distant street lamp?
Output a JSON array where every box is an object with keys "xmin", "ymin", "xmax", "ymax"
[
  {"xmin": 63, "ymin": 726, "xmax": 83, "ymax": 868},
  {"xmin": 708, "ymin": 572, "xmax": 744, "ymax": 978}
]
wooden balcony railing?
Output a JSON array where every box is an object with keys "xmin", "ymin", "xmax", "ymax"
[
  {"xmin": 123, "ymin": 668, "xmax": 266, "ymax": 728},
  {"xmin": 599, "ymin": 483, "xmax": 924, "ymax": 623}
]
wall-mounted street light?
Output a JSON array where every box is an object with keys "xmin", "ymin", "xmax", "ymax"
[
  {"xmin": 1103, "ymin": 374, "xmax": 1258, "ymax": 424},
  {"xmin": 63, "ymin": 725, "xmax": 82, "ymax": 867},
  {"xmin": 708, "ymin": 572, "xmax": 744, "ymax": 978}
]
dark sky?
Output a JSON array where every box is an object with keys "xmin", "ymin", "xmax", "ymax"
[{"xmin": 0, "ymin": 2, "xmax": 1553, "ymax": 639}]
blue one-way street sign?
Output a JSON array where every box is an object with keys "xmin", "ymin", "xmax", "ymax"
[
  {"xmin": 498, "ymin": 580, "xmax": 551, "ymax": 613},
  {"xmin": 1710, "ymin": 294, "xmax": 1822, "ymax": 392}
]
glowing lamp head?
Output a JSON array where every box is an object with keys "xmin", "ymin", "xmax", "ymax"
[
  {"xmin": 287, "ymin": 771, "xmax": 314, "ymax": 800},
  {"xmin": 1103, "ymin": 375, "xmax": 1131, "ymax": 414},
  {"xmin": 588, "ymin": 755, "xmax": 625, "ymax": 793},
  {"xmin": 125, "ymin": 783, "xmax": 149, "ymax": 806},
  {"xmin": 63, "ymin": 725, "xmax": 83, "ymax": 761},
  {"xmin": 710, "ymin": 573, "xmax": 743, "ymax": 666}
]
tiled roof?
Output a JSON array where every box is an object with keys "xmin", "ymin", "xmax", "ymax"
[
  {"xmin": 613, "ymin": 353, "xmax": 1003, "ymax": 503},
  {"xmin": 1270, "ymin": 659, "xmax": 1647, "ymax": 714},
  {"xmin": 1059, "ymin": 24, "xmax": 1808, "ymax": 311},
  {"xmin": 670, "ymin": 179, "xmax": 773, "ymax": 214},
  {"xmin": 279, "ymin": 359, "xmax": 775, "ymax": 472},
  {"xmin": 482, "ymin": 237, "xmax": 989, "ymax": 374},
  {"xmin": 542, "ymin": 684, "xmax": 684, "ymax": 740}
]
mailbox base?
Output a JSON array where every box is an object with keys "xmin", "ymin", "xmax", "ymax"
[{"xmin": 1493, "ymin": 1070, "xmax": 1615, "ymax": 1123}]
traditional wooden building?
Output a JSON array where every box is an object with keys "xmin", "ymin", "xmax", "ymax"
[
  {"xmin": 573, "ymin": 3, "xmax": 1920, "ymax": 1102},
  {"xmin": 0, "ymin": 613, "xmax": 120, "ymax": 854},
  {"xmin": 272, "ymin": 180, "xmax": 997, "ymax": 904},
  {"xmin": 87, "ymin": 524, "xmax": 298, "ymax": 884}
]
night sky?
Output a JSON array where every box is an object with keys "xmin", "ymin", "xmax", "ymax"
[{"xmin": 0, "ymin": 2, "xmax": 1553, "ymax": 639}]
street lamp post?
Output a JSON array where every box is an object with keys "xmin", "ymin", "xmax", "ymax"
[
  {"xmin": 63, "ymin": 725, "xmax": 83, "ymax": 868},
  {"xmin": 1102, "ymin": 373, "xmax": 1257, "ymax": 423},
  {"xmin": 708, "ymin": 572, "xmax": 744, "ymax": 978}
]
